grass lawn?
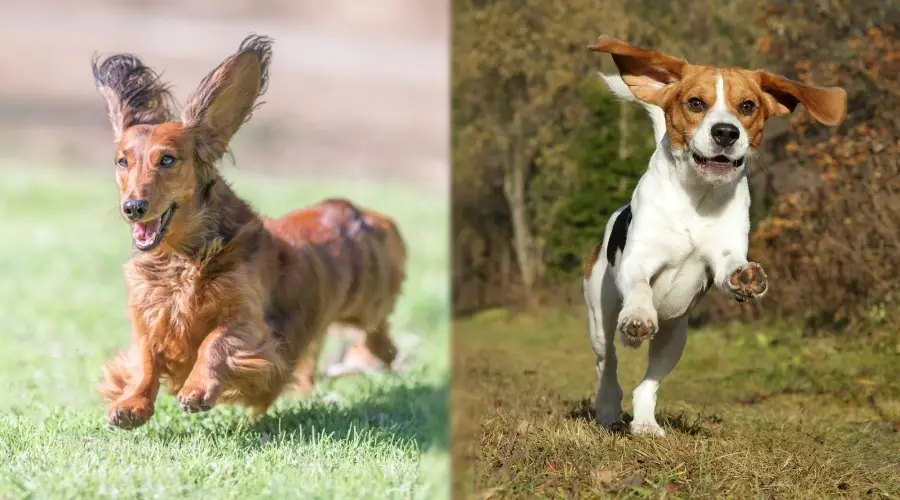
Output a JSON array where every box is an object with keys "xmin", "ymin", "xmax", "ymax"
[
  {"xmin": 453, "ymin": 308, "xmax": 900, "ymax": 499},
  {"xmin": 0, "ymin": 166, "xmax": 449, "ymax": 499}
]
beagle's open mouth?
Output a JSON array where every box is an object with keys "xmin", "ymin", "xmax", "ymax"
[
  {"xmin": 132, "ymin": 203, "xmax": 177, "ymax": 251},
  {"xmin": 692, "ymin": 154, "xmax": 745, "ymax": 171}
]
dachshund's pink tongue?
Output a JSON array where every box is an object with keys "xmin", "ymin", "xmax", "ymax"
[{"xmin": 133, "ymin": 218, "xmax": 161, "ymax": 245}]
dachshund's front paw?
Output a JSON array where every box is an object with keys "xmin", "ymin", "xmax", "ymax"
[
  {"xmin": 177, "ymin": 385, "xmax": 216, "ymax": 413},
  {"xmin": 107, "ymin": 396, "xmax": 154, "ymax": 430}
]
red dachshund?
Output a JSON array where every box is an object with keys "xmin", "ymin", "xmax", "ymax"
[{"xmin": 92, "ymin": 35, "xmax": 407, "ymax": 429}]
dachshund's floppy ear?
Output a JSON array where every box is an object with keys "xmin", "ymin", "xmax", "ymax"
[
  {"xmin": 756, "ymin": 71, "xmax": 847, "ymax": 126},
  {"xmin": 92, "ymin": 54, "xmax": 176, "ymax": 141},
  {"xmin": 182, "ymin": 34, "xmax": 273, "ymax": 165}
]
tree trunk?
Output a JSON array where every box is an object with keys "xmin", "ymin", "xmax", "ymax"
[
  {"xmin": 503, "ymin": 154, "xmax": 537, "ymax": 297},
  {"xmin": 500, "ymin": 238, "xmax": 511, "ymax": 290}
]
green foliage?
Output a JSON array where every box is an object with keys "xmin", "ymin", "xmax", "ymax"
[{"xmin": 541, "ymin": 83, "xmax": 656, "ymax": 279}]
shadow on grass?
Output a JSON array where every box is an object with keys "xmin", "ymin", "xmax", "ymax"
[
  {"xmin": 565, "ymin": 397, "xmax": 720, "ymax": 436},
  {"xmin": 141, "ymin": 379, "xmax": 449, "ymax": 454}
]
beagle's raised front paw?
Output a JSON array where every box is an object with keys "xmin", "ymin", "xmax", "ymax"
[
  {"xmin": 617, "ymin": 306, "xmax": 658, "ymax": 345},
  {"xmin": 728, "ymin": 262, "xmax": 768, "ymax": 302}
]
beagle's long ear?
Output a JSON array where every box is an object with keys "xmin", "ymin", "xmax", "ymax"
[
  {"xmin": 588, "ymin": 36, "xmax": 687, "ymax": 106},
  {"xmin": 91, "ymin": 54, "xmax": 176, "ymax": 141},
  {"xmin": 756, "ymin": 71, "xmax": 847, "ymax": 126},
  {"xmin": 182, "ymin": 34, "xmax": 273, "ymax": 165}
]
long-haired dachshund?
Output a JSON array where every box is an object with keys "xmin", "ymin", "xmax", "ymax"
[{"xmin": 92, "ymin": 35, "xmax": 407, "ymax": 429}]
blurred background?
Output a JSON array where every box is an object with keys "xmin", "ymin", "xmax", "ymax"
[
  {"xmin": 452, "ymin": 0, "xmax": 898, "ymax": 331},
  {"xmin": 0, "ymin": 0, "xmax": 448, "ymax": 192},
  {"xmin": 452, "ymin": 0, "xmax": 900, "ymax": 497}
]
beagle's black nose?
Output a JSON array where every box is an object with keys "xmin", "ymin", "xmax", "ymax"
[
  {"xmin": 122, "ymin": 199, "xmax": 149, "ymax": 221},
  {"xmin": 711, "ymin": 123, "xmax": 740, "ymax": 147}
]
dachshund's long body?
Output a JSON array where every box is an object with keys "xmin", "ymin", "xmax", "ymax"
[{"xmin": 93, "ymin": 36, "xmax": 405, "ymax": 429}]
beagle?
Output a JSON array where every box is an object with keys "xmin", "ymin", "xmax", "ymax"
[{"xmin": 582, "ymin": 37, "xmax": 847, "ymax": 436}]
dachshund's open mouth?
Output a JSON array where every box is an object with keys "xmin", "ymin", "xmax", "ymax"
[
  {"xmin": 132, "ymin": 203, "xmax": 177, "ymax": 251},
  {"xmin": 692, "ymin": 153, "xmax": 745, "ymax": 173}
]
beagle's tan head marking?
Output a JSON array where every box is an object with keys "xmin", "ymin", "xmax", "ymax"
[{"xmin": 589, "ymin": 36, "xmax": 847, "ymax": 182}]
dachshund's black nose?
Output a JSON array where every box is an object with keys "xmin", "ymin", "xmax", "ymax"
[
  {"xmin": 122, "ymin": 199, "xmax": 149, "ymax": 221},
  {"xmin": 711, "ymin": 123, "xmax": 740, "ymax": 147}
]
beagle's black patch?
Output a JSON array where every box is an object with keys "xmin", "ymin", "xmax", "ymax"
[{"xmin": 606, "ymin": 205, "xmax": 632, "ymax": 267}]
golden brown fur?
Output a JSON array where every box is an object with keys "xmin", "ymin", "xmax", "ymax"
[
  {"xmin": 583, "ymin": 243, "xmax": 603, "ymax": 280},
  {"xmin": 92, "ymin": 35, "xmax": 406, "ymax": 429}
]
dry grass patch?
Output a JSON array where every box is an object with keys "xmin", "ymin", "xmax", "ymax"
[{"xmin": 452, "ymin": 309, "xmax": 900, "ymax": 499}]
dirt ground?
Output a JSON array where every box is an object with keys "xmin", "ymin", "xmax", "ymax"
[
  {"xmin": 453, "ymin": 309, "xmax": 900, "ymax": 499},
  {"xmin": 0, "ymin": 0, "xmax": 448, "ymax": 192}
]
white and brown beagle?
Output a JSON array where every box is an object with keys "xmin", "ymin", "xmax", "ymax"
[{"xmin": 582, "ymin": 36, "xmax": 847, "ymax": 436}]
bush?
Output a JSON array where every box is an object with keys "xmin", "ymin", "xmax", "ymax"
[{"xmin": 704, "ymin": 0, "xmax": 900, "ymax": 339}]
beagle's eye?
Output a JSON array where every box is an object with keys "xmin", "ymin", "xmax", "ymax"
[
  {"xmin": 116, "ymin": 157, "xmax": 128, "ymax": 169},
  {"xmin": 687, "ymin": 97, "xmax": 706, "ymax": 112},
  {"xmin": 158, "ymin": 154, "xmax": 176, "ymax": 168},
  {"xmin": 739, "ymin": 100, "xmax": 757, "ymax": 116}
]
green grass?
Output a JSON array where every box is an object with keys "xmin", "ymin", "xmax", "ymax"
[
  {"xmin": 453, "ymin": 308, "xmax": 900, "ymax": 499},
  {"xmin": 0, "ymin": 166, "xmax": 449, "ymax": 499}
]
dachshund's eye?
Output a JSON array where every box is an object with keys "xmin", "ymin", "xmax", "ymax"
[
  {"xmin": 116, "ymin": 157, "xmax": 128, "ymax": 169},
  {"xmin": 739, "ymin": 100, "xmax": 757, "ymax": 116},
  {"xmin": 159, "ymin": 155, "xmax": 176, "ymax": 168},
  {"xmin": 687, "ymin": 97, "xmax": 706, "ymax": 112}
]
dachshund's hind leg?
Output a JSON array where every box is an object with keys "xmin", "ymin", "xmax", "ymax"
[{"xmin": 324, "ymin": 321, "xmax": 399, "ymax": 377}]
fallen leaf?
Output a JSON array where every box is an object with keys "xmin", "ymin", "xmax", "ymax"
[
  {"xmin": 516, "ymin": 420, "xmax": 532, "ymax": 435},
  {"xmin": 591, "ymin": 469, "xmax": 616, "ymax": 487},
  {"xmin": 855, "ymin": 378, "xmax": 877, "ymax": 386},
  {"xmin": 547, "ymin": 463, "xmax": 556, "ymax": 473},
  {"xmin": 666, "ymin": 482, "xmax": 681, "ymax": 494}
]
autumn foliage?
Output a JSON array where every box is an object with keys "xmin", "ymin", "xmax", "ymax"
[{"xmin": 704, "ymin": 0, "xmax": 900, "ymax": 337}]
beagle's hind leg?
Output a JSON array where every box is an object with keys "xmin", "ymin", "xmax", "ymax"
[{"xmin": 584, "ymin": 260, "xmax": 625, "ymax": 430}]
